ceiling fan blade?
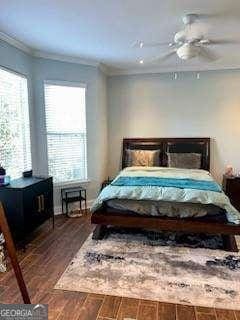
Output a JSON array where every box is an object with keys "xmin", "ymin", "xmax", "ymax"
[
  {"xmin": 153, "ymin": 50, "xmax": 177, "ymax": 62},
  {"xmin": 201, "ymin": 39, "xmax": 240, "ymax": 45},
  {"xmin": 132, "ymin": 40, "xmax": 172, "ymax": 48},
  {"xmin": 199, "ymin": 47, "xmax": 219, "ymax": 61},
  {"xmin": 139, "ymin": 50, "xmax": 176, "ymax": 65}
]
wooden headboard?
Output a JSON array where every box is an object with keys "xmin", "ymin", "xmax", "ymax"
[{"xmin": 122, "ymin": 137, "xmax": 210, "ymax": 171}]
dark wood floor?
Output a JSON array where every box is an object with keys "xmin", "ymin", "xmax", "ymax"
[{"xmin": 0, "ymin": 213, "xmax": 239, "ymax": 320}]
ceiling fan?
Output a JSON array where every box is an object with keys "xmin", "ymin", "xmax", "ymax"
[{"xmin": 134, "ymin": 14, "xmax": 238, "ymax": 64}]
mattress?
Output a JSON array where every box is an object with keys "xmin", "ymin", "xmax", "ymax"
[{"xmin": 105, "ymin": 199, "xmax": 223, "ymax": 219}]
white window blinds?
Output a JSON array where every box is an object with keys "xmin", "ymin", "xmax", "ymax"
[
  {"xmin": 0, "ymin": 68, "xmax": 31, "ymax": 179},
  {"xmin": 44, "ymin": 82, "xmax": 87, "ymax": 183}
]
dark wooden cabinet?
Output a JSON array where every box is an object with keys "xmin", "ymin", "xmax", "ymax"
[
  {"xmin": 223, "ymin": 175, "xmax": 240, "ymax": 211},
  {"xmin": 0, "ymin": 176, "xmax": 54, "ymax": 244}
]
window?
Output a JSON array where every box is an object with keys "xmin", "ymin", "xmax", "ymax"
[
  {"xmin": 0, "ymin": 68, "xmax": 31, "ymax": 179},
  {"xmin": 44, "ymin": 82, "xmax": 87, "ymax": 184}
]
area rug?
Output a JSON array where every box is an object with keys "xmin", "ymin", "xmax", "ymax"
[{"xmin": 55, "ymin": 229, "xmax": 240, "ymax": 310}]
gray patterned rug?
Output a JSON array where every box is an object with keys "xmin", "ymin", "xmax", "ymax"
[{"xmin": 55, "ymin": 230, "xmax": 240, "ymax": 310}]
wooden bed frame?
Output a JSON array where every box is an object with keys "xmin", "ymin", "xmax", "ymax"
[{"xmin": 91, "ymin": 138, "xmax": 240, "ymax": 251}]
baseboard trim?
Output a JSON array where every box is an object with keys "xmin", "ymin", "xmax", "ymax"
[{"xmin": 54, "ymin": 199, "xmax": 95, "ymax": 215}]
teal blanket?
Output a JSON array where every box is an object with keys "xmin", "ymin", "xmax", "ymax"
[{"xmin": 112, "ymin": 176, "xmax": 222, "ymax": 192}]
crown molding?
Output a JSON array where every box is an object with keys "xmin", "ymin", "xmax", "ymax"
[
  {"xmin": 33, "ymin": 51, "xmax": 111, "ymax": 74},
  {"xmin": 98, "ymin": 63, "xmax": 110, "ymax": 75},
  {"xmin": 107, "ymin": 63, "xmax": 240, "ymax": 76},
  {"xmin": 32, "ymin": 50, "xmax": 101, "ymax": 67},
  {"xmin": 0, "ymin": 31, "xmax": 108, "ymax": 71},
  {"xmin": 0, "ymin": 31, "xmax": 33, "ymax": 55}
]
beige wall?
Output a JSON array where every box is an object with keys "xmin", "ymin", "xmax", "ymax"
[{"xmin": 107, "ymin": 70, "xmax": 240, "ymax": 183}]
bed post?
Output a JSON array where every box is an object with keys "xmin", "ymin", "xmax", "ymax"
[
  {"xmin": 92, "ymin": 225, "xmax": 108, "ymax": 240},
  {"xmin": 222, "ymin": 235, "xmax": 238, "ymax": 252}
]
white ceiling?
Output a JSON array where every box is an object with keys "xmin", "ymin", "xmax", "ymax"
[{"xmin": 1, "ymin": 0, "xmax": 240, "ymax": 74}]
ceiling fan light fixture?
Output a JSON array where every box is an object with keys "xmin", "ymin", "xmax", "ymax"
[
  {"xmin": 139, "ymin": 59, "xmax": 144, "ymax": 64},
  {"xmin": 177, "ymin": 43, "xmax": 199, "ymax": 60}
]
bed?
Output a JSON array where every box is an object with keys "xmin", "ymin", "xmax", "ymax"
[{"xmin": 91, "ymin": 138, "xmax": 240, "ymax": 251}]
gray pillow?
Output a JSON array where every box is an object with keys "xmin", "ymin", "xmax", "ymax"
[
  {"xmin": 126, "ymin": 149, "xmax": 160, "ymax": 167},
  {"xmin": 167, "ymin": 153, "xmax": 201, "ymax": 169}
]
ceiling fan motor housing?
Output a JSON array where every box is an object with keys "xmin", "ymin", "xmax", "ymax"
[{"xmin": 182, "ymin": 13, "xmax": 198, "ymax": 25}]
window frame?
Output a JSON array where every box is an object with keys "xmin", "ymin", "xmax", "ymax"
[
  {"xmin": 43, "ymin": 80, "xmax": 88, "ymax": 186},
  {"xmin": 0, "ymin": 65, "xmax": 33, "ymax": 179}
]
